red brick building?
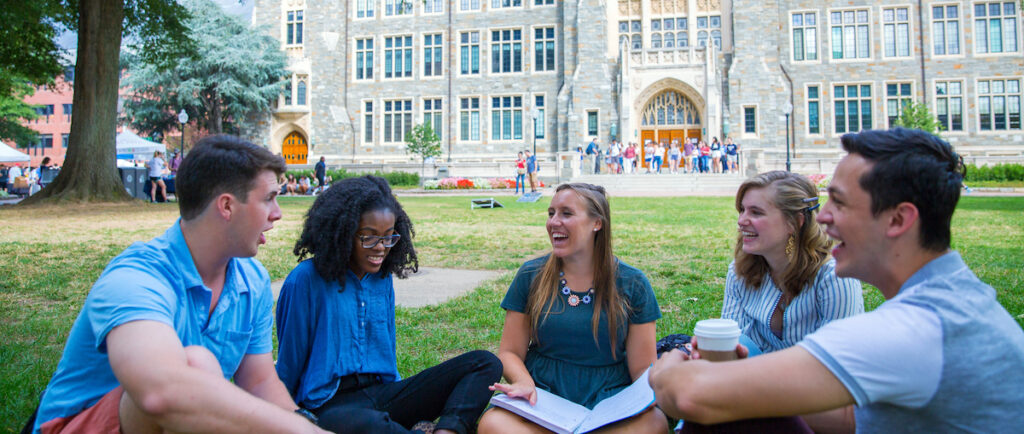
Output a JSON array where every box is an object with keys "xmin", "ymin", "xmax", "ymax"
[{"xmin": 5, "ymin": 70, "xmax": 75, "ymax": 167}]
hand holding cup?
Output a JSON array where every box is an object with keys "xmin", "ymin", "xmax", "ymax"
[{"xmin": 692, "ymin": 319, "xmax": 745, "ymax": 362}]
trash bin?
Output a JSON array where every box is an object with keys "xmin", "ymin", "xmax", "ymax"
[{"xmin": 119, "ymin": 167, "xmax": 148, "ymax": 200}]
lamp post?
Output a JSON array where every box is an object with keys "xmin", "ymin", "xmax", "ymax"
[
  {"xmin": 530, "ymin": 108, "xmax": 540, "ymax": 156},
  {"xmin": 177, "ymin": 109, "xmax": 189, "ymax": 158},
  {"xmin": 782, "ymin": 102, "xmax": 793, "ymax": 172}
]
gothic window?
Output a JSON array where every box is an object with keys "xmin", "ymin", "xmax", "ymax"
[
  {"xmin": 296, "ymin": 79, "xmax": 307, "ymax": 105},
  {"xmin": 641, "ymin": 90, "xmax": 701, "ymax": 126}
]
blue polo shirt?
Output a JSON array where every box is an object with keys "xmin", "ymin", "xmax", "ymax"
[
  {"xmin": 275, "ymin": 259, "xmax": 399, "ymax": 410},
  {"xmin": 526, "ymin": 155, "xmax": 537, "ymax": 173},
  {"xmin": 34, "ymin": 220, "xmax": 274, "ymax": 432}
]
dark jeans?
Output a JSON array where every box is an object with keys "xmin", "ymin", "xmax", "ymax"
[
  {"xmin": 515, "ymin": 173, "xmax": 525, "ymax": 193},
  {"xmin": 315, "ymin": 350, "xmax": 502, "ymax": 434},
  {"xmin": 680, "ymin": 416, "xmax": 813, "ymax": 433}
]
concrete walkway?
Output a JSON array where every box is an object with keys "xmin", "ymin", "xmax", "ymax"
[{"xmin": 270, "ymin": 267, "xmax": 502, "ymax": 308}]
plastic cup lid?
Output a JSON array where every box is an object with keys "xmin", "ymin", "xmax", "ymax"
[{"xmin": 693, "ymin": 318, "xmax": 741, "ymax": 339}]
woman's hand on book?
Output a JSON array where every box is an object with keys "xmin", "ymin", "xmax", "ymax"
[{"xmin": 489, "ymin": 382, "xmax": 538, "ymax": 405}]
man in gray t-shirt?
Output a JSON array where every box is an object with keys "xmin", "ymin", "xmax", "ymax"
[{"xmin": 650, "ymin": 128, "xmax": 1024, "ymax": 432}]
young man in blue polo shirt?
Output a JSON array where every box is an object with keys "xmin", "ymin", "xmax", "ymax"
[
  {"xmin": 31, "ymin": 136, "xmax": 326, "ymax": 433},
  {"xmin": 650, "ymin": 128, "xmax": 1024, "ymax": 431}
]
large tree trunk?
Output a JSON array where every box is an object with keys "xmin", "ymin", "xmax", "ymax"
[
  {"xmin": 20, "ymin": 0, "xmax": 132, "ymax": 205},
  {"xmin": 209, "ymin": 87, "xmax": 222, "ymax": 134}
]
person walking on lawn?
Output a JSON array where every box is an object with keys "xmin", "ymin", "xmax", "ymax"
[{"xmin": 314, "ymin": 156, "xmax": 327, "ymax": 194}]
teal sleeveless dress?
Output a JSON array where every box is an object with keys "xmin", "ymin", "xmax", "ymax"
[{"xmin": 501, "ymin": 255, "xmax": 661, "ymax": 409}]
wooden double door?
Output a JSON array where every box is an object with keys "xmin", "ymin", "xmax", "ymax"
[
  {"xmin": 639, "ymin": 129, "xmax": 700, "ymax": 167},
  {"xmin": 282, "ymin": 132, "xmax": 308, "ymax": 165}
]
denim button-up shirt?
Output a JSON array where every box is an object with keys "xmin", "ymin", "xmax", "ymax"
[{"xmin": 275, "ymin": 259, "xmax": 399, "ymax": 410}]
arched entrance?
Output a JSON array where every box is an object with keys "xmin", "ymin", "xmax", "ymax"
[
  {"xmin": 640, "ymin": 89, "xmax": 702, "ymax": 168},
  {"xmin": 282, "ymin": 132, "xmax": 307, "ymax": 165}
]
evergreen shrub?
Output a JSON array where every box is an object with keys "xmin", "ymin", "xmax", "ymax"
[
  {"xmin": 285, "ymin": 168, "xmax": 420, "ymax": 187},
  {"xmin": 963, "ymin": 164, "xmax": 1024, "ymax": 182}
]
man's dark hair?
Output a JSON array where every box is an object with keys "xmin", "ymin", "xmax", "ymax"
[
  {"xmin": 293, "ymin": 175, "xmax": 418, "ymax": 288},
  {"xmin": 840, "ymin": 127, "xmax": 964, "ymax": 251},
  {"xmin": 176, "ymin": 135, "xmax": 286, "ymax": 220}
]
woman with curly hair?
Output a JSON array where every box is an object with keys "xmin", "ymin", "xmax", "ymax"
[
  {"xmin": 478, "ymin": 183, "xmax": 667, "ymax": 434},
  {"xmin": 275, "ymin": 175, "xmax": 502, "ymax": 433}
]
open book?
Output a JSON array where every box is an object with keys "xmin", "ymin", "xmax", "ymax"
[{"xmin": 489, "ymin": 368, "xmax": 654, "ymax": 434}]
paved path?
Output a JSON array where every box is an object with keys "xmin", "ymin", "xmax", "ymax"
[{"xmin": 271, "ymin": 267, "xmax": 502, "ymax": 308}]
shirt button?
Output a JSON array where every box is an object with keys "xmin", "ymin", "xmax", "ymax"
[
  {"xmin": 361, "ymin": 321, "xmax": 365, "ymax": 327},
  {"xmin": 361, "ymin": 302, "xmax": 366, "ymax": 307}
]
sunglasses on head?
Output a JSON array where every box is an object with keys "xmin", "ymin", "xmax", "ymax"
[{"xmin": 357, "ymin": 234, "xmax": 401, "ymax": 249}]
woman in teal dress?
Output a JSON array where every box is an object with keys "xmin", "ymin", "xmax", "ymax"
[{"xmin": 478, "ymin": 183, "xmax": 667, "ymax": 433}]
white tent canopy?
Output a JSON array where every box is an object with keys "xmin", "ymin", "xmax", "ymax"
[
  {"xmin": 0, "ymin": 142, "xmax": 30, "ymax": 163},
  {"xmin": 116, "ymin": 130, "xmax": 166, "ymax": 158}
]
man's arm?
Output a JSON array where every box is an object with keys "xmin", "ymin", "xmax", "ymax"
[
  {"xmin": 649, "ymin": 346, "xmax": 854, "ymax": 425},
  {"xmin": 234, "ymin": 352, "xmax": 299, "ymax": 411},
  {"xmin": 108, "ymin": 320, "xmax": 322, "ymax": 433}
]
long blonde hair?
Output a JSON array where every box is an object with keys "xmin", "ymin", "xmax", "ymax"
[
  {"xmin": 526, "ymin": 183, "xmax": 629, "ymax": 357},
  {"xmin": 734, "ymin": 171, "xmax": 831, "ymax": 295}
]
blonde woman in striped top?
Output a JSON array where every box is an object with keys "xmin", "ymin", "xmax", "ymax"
[
  {"xmin": 725, "ymin": 171, "xmax": 864, "ymax": 356},
  {"xmin": 715, "ymin": 171, "xmax": 864, "ymax": 432}
]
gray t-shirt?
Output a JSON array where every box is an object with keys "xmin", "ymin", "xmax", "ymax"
[
  {"xmin": 799, "ymin": 251, "xmax": 1024, "ymax": 432},
  {"xmin": 147, "ymin": 157, "xmax": 166, "ymax": 178}
]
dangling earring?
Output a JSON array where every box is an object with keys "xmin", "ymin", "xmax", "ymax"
[{"xmin": 785, "ymin": 235, "xmax": 795, "ymax": 258}]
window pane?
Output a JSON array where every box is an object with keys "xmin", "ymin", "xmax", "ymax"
[
  {"xmin": 809, "ymin": 101, "xmax": 819, "ymax": 133},
  {"xmin": 835, "ymin": 101, "xmax": 846, "ymax": 133}
]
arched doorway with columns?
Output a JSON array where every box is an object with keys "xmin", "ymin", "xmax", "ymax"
[{"xmin": 633, "ymin": 79, "xmax": 705, "ymax": 169}]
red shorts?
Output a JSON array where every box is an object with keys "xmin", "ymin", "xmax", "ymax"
[{"xmin": 39, "ymin": 386, "xmax": 122, "ymax": 434}]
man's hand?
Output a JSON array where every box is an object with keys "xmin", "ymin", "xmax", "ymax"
[
  {"xmin": 650, "ymin": 346, "xmax": 856, "ymax": 425},
  {"xmin": 689, "ymin": 336, "xmax": 749, "ymax": 360}
]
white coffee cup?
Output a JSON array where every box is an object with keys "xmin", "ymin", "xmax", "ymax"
[{"xmin": 693, "ymin": 318, "xmax": 741, "ymax": 361}]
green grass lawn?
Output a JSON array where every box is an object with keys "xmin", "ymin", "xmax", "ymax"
[{"xmin": 1, "ymin": 195, "xmax": 1022, "ymax": 430}]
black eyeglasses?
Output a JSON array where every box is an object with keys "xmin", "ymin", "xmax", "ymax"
[{"xmin": 358, "ymin": 234, "xmax": 401, "ymax": 249}]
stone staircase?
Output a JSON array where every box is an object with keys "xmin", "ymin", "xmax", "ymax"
[{"xmin": 568, "ymin": 171, "xmax": 745, "ymax": 195}]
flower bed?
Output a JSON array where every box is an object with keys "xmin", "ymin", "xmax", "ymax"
[
  {"xmin": 806, "ymin": 174, "xmax": 830, "ymax": 190},
  {"xmin": 424, "ymin": 177, "xmax": 544, "ymax": 190}
]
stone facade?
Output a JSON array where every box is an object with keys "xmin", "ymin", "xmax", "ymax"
[{"xmin": 250, "ymin": 0, "xmax": 1024, "ymax": 168}]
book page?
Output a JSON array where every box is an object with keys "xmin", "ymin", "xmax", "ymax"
[
  {"xmin": 489, "ymin": 388, "xmax": 590, "ymax": 434},
  {"xmin": 576, "ymin": 368, "xmax": 656, "ymax": 433}
]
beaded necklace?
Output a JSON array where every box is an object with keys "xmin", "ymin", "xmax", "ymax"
[{"xmin": 559, "ymin": 271, "xmax": 595, "ymax": 307}]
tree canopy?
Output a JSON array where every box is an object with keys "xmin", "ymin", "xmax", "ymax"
[
  {"xmin": 121, "ymin": 0, "xmax": 287, "ymax": 138},
  {"xmin": 0, "ymin": 80, "xmax": 42, "ymax": 146},
  {"xmin": 16, "ymin": 0, "xmax": 193, "ymax": 204},
  {"xmin": 893, "ymin": 101, "xmax": 944, "ymax": 136},
  {"xmin": 405, "ymin": 123, "xmax": 442, "ymax": 183},
  {"xmin": 0, "ymin": 2, "xmax": 66, "ymax": 145}
]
